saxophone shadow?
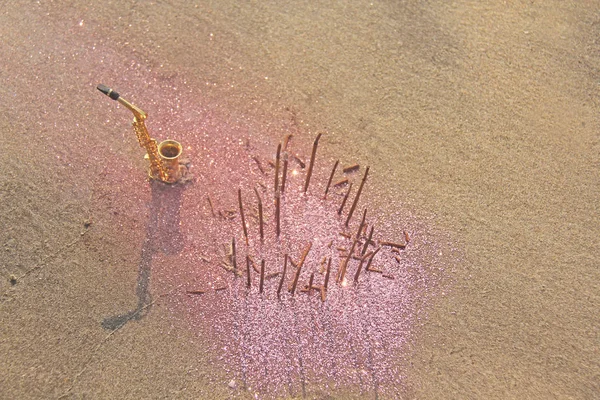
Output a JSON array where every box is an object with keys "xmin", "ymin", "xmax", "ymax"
[{"xmin": 102, "ymin": 180, "xmax": 186, "ymax": 330}]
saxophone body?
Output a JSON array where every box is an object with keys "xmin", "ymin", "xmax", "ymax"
[{"xmin": 98, "ymin": 84, "xmax": 186, "ymax": 184}]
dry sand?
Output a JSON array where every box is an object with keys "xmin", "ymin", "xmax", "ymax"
[{"xmin": 1, "ymin": 1, "xmax": 598, "ymax": 399}]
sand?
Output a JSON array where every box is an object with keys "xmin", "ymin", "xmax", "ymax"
[{"xmin": 1, "ymin": 1, "xmax": 598, "ymax": 399}]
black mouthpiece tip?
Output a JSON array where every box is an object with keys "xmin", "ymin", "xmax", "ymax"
[{"xmin": 97, "ymin": 84, "xmax": 120, "ymax": 100}]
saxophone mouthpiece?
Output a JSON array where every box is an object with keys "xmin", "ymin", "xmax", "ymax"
[{"xmin": 97, "ymin": 84, "xmax": 120, "ymax": 100}]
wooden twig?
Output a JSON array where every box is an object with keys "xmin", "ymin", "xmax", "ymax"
[
  {"xmin": 231, "ymin": 238, "xmax": 237, "ymax": 274},
  {"xmin": 275, "ymin": 143, "xmax": 281, "ymax": 193},
  {"xmin": 275, "ymin": 191, "xmax": 281, "ymax": 237},
  {"xmin": 277, "ymin": 255, "xmax": 288, "ymax": 298},
  {"xmin": 345, "ymin": 166, "xmax": 369, "ymax": 227},
  {"xmin": 365, "ymin": 247, "xmax": 381, "ymax": 272},
  {"xmin": 186, "ymin": 290, "xmax": 206, "ymax": 295},
  {"xmin": 207, "ymin": 195, "xmax": 216, "ymax": 217},
  {"xmin": 254, "ymin": 188, "xmax": 264, "ymax": 240},
  {"xmin": 289, "ymin": 242, "xmax": 312, "ymax": 294},
  {"xmin": 307, "ymin": 273, "xmax": 315, "ymax": 294},
  {"xmin": 238, "ymin": 189, "xmax": 248, "ymax": 245},
  {"xmin": 281, "ymin": 153, "xmax": 289, "ymax": 194},
  {"xmin": 259, "ymin": 260, "xmax": 265, "ymax": 294},
  {"xmin": 338, "ymin": 182, "xmax": 353, "ymax": 215},
  {"xmin": 338, "ymin": 239, "xmax": 357, "ymax": 283},
  {"xmin": 380, "ymin": 240, "xmax": 406, "ymax": 249},
  {"xmin": 252, "ymin": 155, "xmax": 266, "ymax": 175},
  {"xmin": 362, "ymin": 225, "xmax": 374, "ymax": 255},
  {"xmin": 334, "ymin": 178, "xmax": 348, "ymax": 187},
  {"xmin": 293, "ymin": 154, "xmax": 306, "ymax": 169},
  {"xmin": 246, "ymin": 255, "xmax": 251, "ymax": 288},
  {"xmin": 298, "ymin": 242, "xmax": 313, "ymax": 268},
  {"xmin": 283, "ymin": 134, "xmax": 293, "ymax": 150},
  {"xmin": 353, "ymin": 253, "xmax": 369, "ymax": 283},
  {"xmin": 304, "ymin": 133, "xmax": 322, "ymax": 193},
  {"xmin": 324, "ymin": 258, "xmax": 331, "ymax": 289},
  {"xmin": 324, "ymin": 160, "xmax": 339, "ymax": 199},
  {"xmin": 356, "ymin": 208, "xmax": 367, "ymax": 240},
  {"xmin": 343, "ymin": 164, "xmax": 360, "ymax": 173},
  {"xmin": 404, "ymin": 230, "xmax": 411, "ymax": 243},
  {"xmin": 248, "ymin": 255, "xmax": 260, "ymax": 273}
]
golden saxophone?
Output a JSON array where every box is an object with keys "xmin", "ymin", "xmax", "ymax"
[{"xmin": 97, "ymin": 84, "xmax": 185, "ymax": 184}]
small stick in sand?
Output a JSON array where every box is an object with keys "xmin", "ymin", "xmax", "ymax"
[
  {"xmin": 186, "ymin": 290, "xmax": 206, "ymax": 295},
  {"xmin": 275, "ymin": 191, "xmax": 281, "ymax": 236},
  {"xmin": 380, "ymin": 240, "xmax": 406, "ymax": 249},
  {"xmin": 283, "ymin": 134, "xmax": 293, "ymax": 150},
  {"xmin": 281, "ymin": 153, "xmax": 289, "ymax": 194},
  {"xmin": 339, "ymin": 232, "xmax": 351, "ymax": 239},
  {"xmin": 214, "ymin": 286, "xmax": 227, "ymax": 291},
  {"xmin": 354, "ymin": 253, "xmax": 369, "ymax": 283},
  {"xmin": 259, "ymin": 260, "xmax": 265, "ymax": 294},
  {"xmin": 207, "ymin": 195, "xmax": 216, "ymax": 217},
  {"xmin": 238, "ymin": 189, "xmax": 249, "ymax": 245},
  {"xmin": 248, "ymin": 255, "xmax": 260, "ymax": 273},
  {"xmin": 394, "ymin": 256, "xmax": 402, "ymax": 263},
  {"xmin": 304, "ymin": 133, "xmax": 322, "ymax": 193},
  {"xmin": 322, "ymin": 258, "xmax": 332, "ymax": 301},
  {"xmin": 365, "ymin": 247, "xmax": 381, "ymax": 272},
  {"xmin": 254, "ymin": 188, "xmax": 264, "ymax": 240},
  {"xmin": 324, "ymin": 258, "xmax": 332, "ymax": 289},
  {"xmin": 356, "ymin": 208, "xmax": 367, "ymax": 240},
  {"xmin": 345, "ymin": 166, "xmax": 370, "ymax": 227},
  {"xmin": 277, "ymin": 255, "xmax": 288, "ymax": 298},
  {"xmin": 338, "ymin": 239, "xmax": 357, "ymax": 283},
  {"xmin": 307, "ymin": 273, "xmax": 315, "ymax": 294},
  {"xmin": 274, "ymin": 143, "xmax": 281, "ymax": 193},
  {"xmin": 231, "ymin": 237, "xmax": 237, "ymax": 274},
  {"xmin": 338, "ymin": 182, "xmax": 353, "ymax": 215},
  {"xmin": 252, "ymin": 155, "xmax": 266, "ymax": 175},
  {"xmin": 324, "ymin": 160, "xmax": 339, "ymax": 199},
  {"xmin": 289, "ymin": 242, "xmax": 312, "ymax": 294},
  {"xmin": 266, "ymin": 272, "xmax": 281, "ymax": 279},
  {"xmin": 404, "ymin": 230, "xmax": 411, "ymax": 243},
  {"xmin": 289, "ymin": 260, "xmax": 301, "ymax": 294},
  {"xmin": 297, "ymin": 242, "xmax": 313, "ymax": 267},
  {"xmin": 382, "ymin": 274, "xmax": 395, "ymax": 280},
  {"xmin": 343, "ymin": 164, "xmax": 360, "ymax": 173},
  {"xmin": 246, "ymin": 255, "xmax": 251, "ymax": 288},
  {"xmin": 362, "ymin": 225, "xmax": 374, "ymax": 255},
  {"xmin": 334, "ymin": 178, "xmax": 349, "ymax": 187},
  {"xmin": 293, "ymin": 155, "xmax": 306, "ymax": 169}
]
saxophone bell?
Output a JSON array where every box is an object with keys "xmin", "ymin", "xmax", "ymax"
[{"xmin": 157, "ymin": 140, "xmax": 184, "ymax": 183}]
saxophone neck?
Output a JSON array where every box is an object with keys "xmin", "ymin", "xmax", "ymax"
[
  {"xmin": 118, "ymin": 97, "xmax": 147, "ymax": 120},
  {"xmin": 97, "ymin": 84, "xmax": 147, "ymax": 120}
]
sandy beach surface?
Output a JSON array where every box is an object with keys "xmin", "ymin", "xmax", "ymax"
[{"xmin": 1, "ymin": 1, "xmax": 598, "ymax": 399}]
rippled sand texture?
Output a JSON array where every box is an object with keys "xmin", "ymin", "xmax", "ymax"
[{"xmin": 1, "ymin": 1, "xmax": 598, "ymax": 399}]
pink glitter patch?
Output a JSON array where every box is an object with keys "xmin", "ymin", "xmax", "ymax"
[{"xmin": 69, "ymin": 40, "xmax": 452, "ymax": 399}]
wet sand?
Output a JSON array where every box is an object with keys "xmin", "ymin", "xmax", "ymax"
[{"xmin": 1, "ymin": 1, "xmax": 598, "ymax": 399}]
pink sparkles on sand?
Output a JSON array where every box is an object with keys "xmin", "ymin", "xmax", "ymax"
[
  {"xmin": 83, "ymin": 43, "xmax": 452, "ymax": 399},
  {"xmin": 138, "ymin": 127, "xmax": 447, "ymax": 398}
]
